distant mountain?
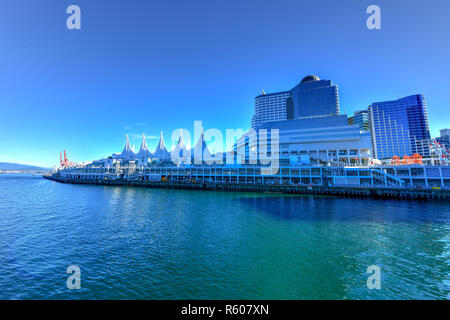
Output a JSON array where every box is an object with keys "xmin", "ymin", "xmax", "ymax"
[{"xmin": 0, "ymin": 162, "xmax": 50, "ymax": 171}]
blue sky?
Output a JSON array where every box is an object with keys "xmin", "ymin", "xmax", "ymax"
[{"xmin": 0, "ymin": 0, "xmax": 449, "ymax": 167}]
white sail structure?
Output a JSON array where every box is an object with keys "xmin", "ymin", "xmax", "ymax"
[
  {"xmin": 153, "ymin": 131, "xmax": 170, "ymax": 160},
  {"xmin": 136, "ymin": 133, "xmax": 153, "ymax": 165},
  {"xmin": 118, "ymin": 134, "xmax": 136, "ymax": 159},
  {"xmin": 192, "ymin": 129, "xmax": 213, "ymax": 164},
  {"xmin": 171, "ymin": 131, "xmax": 190, "ymax": 164}
]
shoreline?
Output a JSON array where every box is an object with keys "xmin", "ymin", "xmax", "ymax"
[{"xmin": 43, "ymin": 175, "xmax": 450, "ymax": 201}]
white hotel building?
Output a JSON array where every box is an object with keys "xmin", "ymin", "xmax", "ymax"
[{"xmin": 251, "ymin": 90, "xmax": 291, "ymax": 129}]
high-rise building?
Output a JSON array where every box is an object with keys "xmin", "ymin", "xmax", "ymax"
[
  {"xmin": 440, "ymin": 129, "xmax": 450, "ymax": 137},
  {"xmin": 251, "ymin": 75, "xmax": 340, "ymax": 128},
  {"xmin": 436, "ymin": 129, "xmax": 450, "ymax": 148},
  {"xmin": 368, "ymin": 94, "xmax": 431, "ymax": 160},
  {"xmin": 348, "ymin": 110, "xmax": 369, "ymax": 131},
  {"xmin": 289, "ymin": 75, "xmax": 340, "ymax": 118},
  {"xmin": 251, "ymin": 90, "xmax": 291, "ymax": 129}
]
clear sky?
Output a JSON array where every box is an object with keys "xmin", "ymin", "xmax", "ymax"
[{"xmin": 0, "ymin": 0, "xmax": 449, "ymax": 167}]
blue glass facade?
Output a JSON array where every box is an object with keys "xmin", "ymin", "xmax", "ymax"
[
  {"xmin": 368, "ymin": 95, "xmax": 431, "ymax": 159},
  {"xmin": 437, "ymin": 129, "xmax": 450, "ymax": 148},
  {"xmin": 251, "ymin": 75, "xmax": 340, "ymax": 128},
  {"xmin": 289, "ymin": 76, "xmax": 340, "ymax": 118},
  {"xmin": 348, "ymin": 110, "xmax": 369, "ymax": 131}
]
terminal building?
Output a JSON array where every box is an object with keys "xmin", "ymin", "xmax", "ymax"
[
  {"xmin": 237, "ymin": 115, "xmax": 372, "ymax": 166},
  {"xmin": 245, "ymin": 75, "xmax": 371, "ymax": 165},
  {"xmin": 52, "ymin": 74, "xmax": 449, "ymax": 190}
]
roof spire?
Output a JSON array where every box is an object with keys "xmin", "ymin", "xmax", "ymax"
[
  {"xmin": 193, "ymin": 128, "xmax": 212, "ymax": 162},
  {"xmin": 177, "ymin": 130, "xmax": 185, "ymax": 147},
  {"xmin": 139, "ymin": 133, "xmax": 148, "ymax": 152},
  {"xmin": 123, "ymin": 134, "xmax": 132, "ymax": 153},
  {"xmin": 159, "ymin": 131, "xmax": 164, "ymax": 148},
  {"xmin": 153, "ymin": 130, "xmax": 170, "ymax": 159},
  {"xmin": 120, "ymin": 134, "xmax": 136, "ymax": 159},
  {"xmin": 136, "ymin": 132, "xmax": 152, "ymax": 158}
]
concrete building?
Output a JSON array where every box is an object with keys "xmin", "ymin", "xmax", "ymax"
[{"xmin": 238, "ymin": 114, "xmax": 372, "ymax": 166}]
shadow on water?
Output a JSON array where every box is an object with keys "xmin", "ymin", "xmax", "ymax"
[{"xmin": 236, "ymin": 195, "xmax": 450, "ymax": 224}]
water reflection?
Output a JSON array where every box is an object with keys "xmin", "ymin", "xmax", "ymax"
[
  {"xmin": 1, "ymin": 174, "xmax": 449, "ymax": 299},
  {"xmin": 237, "ymin": 195, "xmax": 450, "ymax": 223}
]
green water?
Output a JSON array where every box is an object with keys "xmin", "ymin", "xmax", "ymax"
[{"xmin": 0, "ymin": 174, "xmax": 448, "ymax": 299}]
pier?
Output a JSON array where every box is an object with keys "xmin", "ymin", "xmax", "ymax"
[{"xmin": 43, "ymin": 175, "xmax": 450, "ymax": 201}]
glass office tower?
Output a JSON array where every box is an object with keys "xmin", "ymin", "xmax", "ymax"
[
  {"xmin": 251, "ymin": 75, "xmax": 340, "ymax": 128},
  {"xmin": 368, "ymin": 94, "xmax": 431, "ymax": 160},
  {"xmin": 288, "ymin": 75, "xmax": 340, "ymax": 118},
  {"xmin": 437, "ymin": 129, "xmax": 450, "ymax": 148},
  {"xmin": 348, "ymin": 110, "xmax": 369, "ymax": 131}
]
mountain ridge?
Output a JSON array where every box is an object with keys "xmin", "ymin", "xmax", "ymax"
[{"xmin": 0, "ymin": 162, "xmax": 50, "ymax": 171}]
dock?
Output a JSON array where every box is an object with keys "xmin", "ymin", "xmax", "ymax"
[{"xmin": 43, "ymin": 175, "xmax": 450, "ymax": 201}]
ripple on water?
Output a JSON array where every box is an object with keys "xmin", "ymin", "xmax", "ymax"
[{"xmin": 0, "ymin": 174, "xmax": 448, "ymax": 299}]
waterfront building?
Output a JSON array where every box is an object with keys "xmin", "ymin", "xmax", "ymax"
[
  {"xmin": 251, "ymin": 90, "xmax": 291, "ymax": 129},
  {"xmin": 368, "ymin": 94, "xmax": 431, "ymax": 160},
  {"xmin": 410, "ymin": 139, "xmax": 450, "ymax": 165},
  {"xmin": 237, "ymin": 115, "xmax": 372, "ymax": 166},
  {"xmin": 170, "ymin": 132, "xmax": 190, "ymax": 165},
  {"xmin": 136, "ymin": 133, "xmax": 153, "ymax": 166},
  {"xmin": 153, "ymin": 131, "xmax": 171, "ymax": 160},
  {"xmin": 414, "ymin": 139, "xmax": 433, "ymax": 158},
  {"xmin": 192, "ymin": 129, "xmax": 213, "ymax": 163},
  {"xmin": 117, "ymin": 134, "xmax": 136, "ymax": 160},
  {"xmin": 348, "ymin": 110, "xmax": 369, "ymax": 131},
  {"xmin": 54, "ymin": 162, "xmax": 450, "ymax": 190},
  {"xmin": 251, "ymin": 75, "xmax": 340, "ymax": 128},
  {"xmin": 289, "ymin": 75, "xmax": 340, "ymax": 118}
]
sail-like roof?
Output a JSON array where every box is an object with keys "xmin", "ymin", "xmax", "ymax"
[
  {"xmin": 192, "ymin": 129, "xmax": 212, "ymax": 163},
  {"xmin": 171, "ymin": 131, "xmax": 189, "ymax": 161},
  {"xmin": 153, "ymin": 131, "xmax": 170, "ymax": 160},
  {"xmin": 119, "ymin": 134, "xmax": 136, "ymax": 159},
  {"xmin": 136, "ymin": 133, "xmax": 153, "ymax": 158}
]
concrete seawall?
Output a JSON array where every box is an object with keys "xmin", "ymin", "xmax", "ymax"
[{"xmin": 43, "ymin": 175, "xmax": 450, "ymax": 201}]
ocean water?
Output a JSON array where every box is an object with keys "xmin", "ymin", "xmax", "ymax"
[{"xmin": 0, "ymin": 173, "xmax": 448, "ymax": 300}]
